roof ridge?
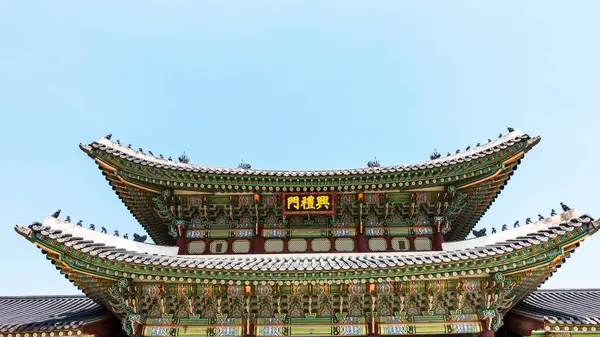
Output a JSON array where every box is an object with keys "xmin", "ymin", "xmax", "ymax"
[
  {"xmin": 85, "ymin": 130, "xmax": 533, "ymax": 173},
  {"xmin": 534, "ymin": 288, "xmax": 600, "ymax": 292},
  {"xmin": 0, "ymin": 294, "xmax": 90, "ymax": 300}
]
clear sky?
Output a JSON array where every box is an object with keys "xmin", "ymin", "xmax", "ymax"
[{"xmin": 0, "ymin": 1, "xmax": 599, "ymax": 295}]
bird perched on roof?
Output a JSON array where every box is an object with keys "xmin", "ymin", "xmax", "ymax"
[
  {"xmin": 561, "ymin": 202, "xmax": 571, "ymax": 211},
  {"xmin": 507, "ymin": 127, "xmax": 514, "ymax": 132},
  {"xmin": 89, "ymin": 224, "xmax": 95, "ymax": 230},
  {"xmin": 168, "ymin": 156, "xmax": 173, "ymax": 161},
  {"xmin": 123, "ymin": 233, "xmax": 129, "ymax": 240},
  {"xmin": 488, "ymin": 139, "xmax": 492, "ymax": 142},
  {"xmin": 148, "ymin": 151, "xmax": 154, "ymax": 156},
  {"xmin": 472, "ymin": 228, "xmax": 487, "ymax": 237},
  {"xmin": 455, "ymin": 149, "xmax": 460, "ymax": 154},
  {"xmin": 513, "ymin": 220, "xmax": 519, "ymax": 228},
  {"xmin": 526, "ymin": 217, "xmax": 532, "ymax": 224},
  {"xmin": 105, "ymin": 134, "xmax": 112, "ymax": 140},
  {"xmin": 76, "ymin": 220, "xmax": 83, "ymax": 227},
  {"xmin": 116, "ymin": 139, "xmax": 121, "ymax": 145},
  {"xmin": 159, "ymin": 154, "xmax": 164, "ymax": 159},
  {"xmin": 101, "ymin": 227, "xmax": 107, "ymax": 234},
  {"xmin": 139, "ymin": 148, "xmax": 144, "ymax": 153},
  {"xmin": 429, "ymin": 150, "xmax": 441, "ymax": 160},
  {"xmin": 133, "ymin": 233, "xmax": 147, "ymax": 243},
  {"xmin": 476, "ymin": 143, "xmax": 481, "ymax": 147},
  {"xmin": 114, "ymin": 230, "xmax": 119, "ymax": 237},
  {"xmin": 65, "ymin": 216, "xmax": 71, "ymax": 223},
  {"xmin": 51, "ymin": 209, "xmax": 61, "ymax": 218},
  {"xmin": 501, "ymin": 224, "xmax": 507, "ymax": 231},
  {"xmin": 179, "ymin": 153, "xmax": 190, "ymax": 164},
  {"xmin": 465, "ymin": 146, "xmax": 471, "ymax": 151},
  {"xmin": 128, "ymin": 144, "xmax": 132, "ymax": 149},
  {"xmin": 491, "ymin": 227, "xmax": 497, "ymax": 234},
  {"xmin": 551, "ymin": 209, "xmax": 557, "ymax": 216},
  {"xmin": 498, "ymin": 133, "xmax": 503, "ymax": 138},
  {"xmin": 447, "ymin": 152, "xmax": 451, "ymax": 157},
  {"xmin": 538, "ymin": 214, "xmax": 545, "ymax": 220}
]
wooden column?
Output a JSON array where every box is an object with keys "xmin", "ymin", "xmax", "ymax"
[
  {"xmin": 176, "ymin": 237, "xmax": 187, "ymax": 255},
  {"xmin": 433, "ymin": 232, "xmax": 444, "ymax": 250}
]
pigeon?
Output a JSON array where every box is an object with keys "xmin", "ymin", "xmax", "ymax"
[
  {"xmin": 114, "ymin": 230, "xmax": 119, "ymax": 237},
  {"xmin": 507, "ymin": 127, "xmax": 514, "ymax": 132},
  {"xmin": 127, "ymin": 144, "xmax": 132, "ymax": 149},
  {"xmin": 447, "ymin": 152, "xmax": 451, "ymax": 157},
  {"xmin": 168, "ymin": 156, "xmax": 173, "ymax": 161},
  {"xmin": 116, "ymin": 139, "xmax": 121, "ymax": 145},
  {"xmin": 51, "ymin": 209, "xmax": 61, "ymax": 218},
  {"xmin": 455, "ymin": 149, "xmax": 460, "ymax": 154},
  {"xmin": 101, "ymin": 227, "xmax": 107, "ymax": 234},
  {"xmin": 538, "ymin": 214, "xmax": 545, "ymax": 221},
  {"xmin": 472, "ymin": 228, "xmax": 487, "ymax": 237},
  {"xmin": 561, "ymin": 202, "xmax": 571, "ymax": 211},
  {"xmin": 160, "ymin": 154, "xmax": 164, "ymax": 159},
  {"xmin": 499, "ymin": 133, "xmax": 503, "ymax": 138},
  {"xmin": 488, "ymin": 139, "xmax": 492, "ymax": 142},
  {"xmin": 491, "ymin": 227, "xmax": 497, "ymax": 234},
  {"xmin": 133, "ymin": 233, "xmax": 147, "ymax": 243},
  {"xmin": 76, "ymin": 220, "xmax": 83, "ymax": 227},
  {"xmin": 502, "ymin": 224, "xmax": 507, "ymax": 231},
  {"xmin": 526, "ymin": 217, "xmax": 532, "ymax": 224},
  {"xmin": 465, "ymin": 146, "xmax": 471, "ymax": 151},
  {"xmin": 139, "ymin": 148, "xmax": 144, "ymax": 153},
  {"xmin": 65, "ymin": 216, "xmax": 71, "ymax": 223},
  {"xmin": 513, "ymin": 220, "xmax": 519, "ymax": 228},
  {"xmin": 149, "ymin": 151, "xmax": 154, "ymax": 156},
  {"xmin": 105, "ymin": 133, "xmax": 112, "ymax": 140},
  {"xmin": 123, "ymin": 233, "xmax": 129, "ymax": 240},
  {"xmin": 89, "ymin": 224, "xmax": 95, "ymax": 230},
  {"xmin": 476, "ymin": 143, "xmax": 481, "ymax": 146},
  {"xmin": 551, "ymin": 209, "xmax": 557, "ymax": 216}
]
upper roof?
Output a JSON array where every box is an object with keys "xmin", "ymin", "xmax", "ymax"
[
  {"xmin": 80, "ymin": 130, "xmax": 540, "ymax": 245},
  {"xmin": 82, "ymin": 130, "xmax": 533, "ymax": 176},
  {"xmin": 513, "ymin": 289, "xmax": 600, "ymax": 325},
  {"xmin": 0, "ymin": 295, "xmax": 109, "ymax": 333}
]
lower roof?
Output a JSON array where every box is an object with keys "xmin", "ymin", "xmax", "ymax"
[
  {"xmin": 0, "ymin": 295, "xmax": 109, "ymax": 333},
  {"xmin": 0, "ymin": 290, "xmax": 597, "ymax": 334},
  {"xmin": 513, "ymin": 289, "xmax": 600, "ymax": 325}
]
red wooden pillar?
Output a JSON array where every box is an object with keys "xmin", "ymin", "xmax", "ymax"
[
  {"xmin": 433, "ymin": 232, "xmax": 444, "ymax": 250},
  {"xmin": 177, "ymin": 237, "xmax": 187, "ymax": 255},
  {"xmin": 356, "ymin": 234, "xmax": 368, "ymax": 252}
]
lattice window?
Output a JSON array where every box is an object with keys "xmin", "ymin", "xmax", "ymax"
[
  {"xmin": 391, "ymin": 238, "xmax": 409, "ymax": 251},
  {"xmin": 210, "ymin": 240, "xmax": 228, "ymax": 254},
  {"xmin": 311, "ymin": 238, "xmax": 331, "ymax": 252},
  {"xmin": 368, "ymin": 238, "xmax": 387, "ymax": 251},
  {"xmin": 265, "ymin": 239, "xmax": 284, "ymax": 253},
  {"xmin": 288, "ymin": 239, "xmax": 308, "ymax": 252},
  {"xmin": 188, "ymin": 241, "xmax": 206, "ymax": 254},
  {"xmin": 232, "ymin": 240, "xmax": 251, "ymax": 253},
  {"xmin": 335, "ymin": 238, "xmax": 355, "ymax": 252},
  {"xmin": 414, "ymin": 237, "xmax": 432, "ymax": 251}
]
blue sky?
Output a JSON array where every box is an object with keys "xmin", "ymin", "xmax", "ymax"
[{"xmin": 0, "ymin": 1, "xmax": 598, "ymax": 295}]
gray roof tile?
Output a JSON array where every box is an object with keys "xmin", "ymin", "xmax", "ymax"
[
  {"xmin": 0, "ymin": 296, "xmax": 108, "ymax": 333},
  {"xmin": 514, "ymin": 289, "xmax": 600, "ymax": 325}
]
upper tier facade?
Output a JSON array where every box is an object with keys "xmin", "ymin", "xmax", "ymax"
[{"xmin": 80, "ymin": 131, "xmax": 539, "ymax": 254}]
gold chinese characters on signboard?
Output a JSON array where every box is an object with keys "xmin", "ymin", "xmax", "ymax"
[{"xmin": 282, "ymin": 193, "xmax": 335, "ymax": 215}]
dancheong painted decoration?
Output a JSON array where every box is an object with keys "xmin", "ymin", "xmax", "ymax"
[{"xmin": 10, "ymin": 129, "xmax": 600, "ymax": 337}]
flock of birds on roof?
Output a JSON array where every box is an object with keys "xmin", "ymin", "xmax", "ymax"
[
  {"xmin": 104, "ymin": 134, "xmax": 190, "ymax": 165},
  {"xmin": 429, "ymin": 127, "xmax": 515, "ymax": 160},
  {"xmin": 49, "ymin": 209, "xmax": 148, "ymax": 243},
  {"xmin": 471, "ymin": 202, "xmax": 571, "ymax": 238},
  {"xmin": 107, "ymin": 128, "xmax": 517, "ymax": 169}
]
